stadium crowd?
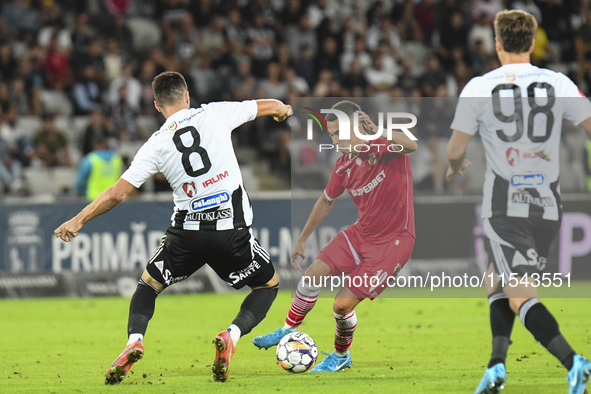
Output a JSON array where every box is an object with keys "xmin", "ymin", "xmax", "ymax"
[{"xmin": 0, "ymin": 0, "xmax": 590, "ymax": 197}]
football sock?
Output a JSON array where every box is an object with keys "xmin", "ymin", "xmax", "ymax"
[
  {"xmin": 232, "ymin": 284, "xmax": 278, "ymax": 337},
  {"xmin": 127, "ymin": 333, "xmax": 143, "ymax": 345},
  {"xmin": 334, "ymin": 310, "xmax": 357, "ymax": 357},
  {"xmin": 227, "ymin": 324, "xmax": 241, "ymax": 345},
  {"xmin": 127, "ymin": 279, "xmax": 160, "ymax": 337},
  {"xmin": 487, "ymin": 292, "xmax": 515, "ymax": 368},
  {"xmin": 519, "ymin": 298, "xmax": 576, "ymax": 371},
  {"xmin": 285, "ymin": 278, "xmax": 321, "ymax": 329}
]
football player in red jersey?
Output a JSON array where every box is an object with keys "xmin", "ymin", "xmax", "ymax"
[{"xmin": 253, "ymin": 100, "xmax": 417, "ymax": 372}]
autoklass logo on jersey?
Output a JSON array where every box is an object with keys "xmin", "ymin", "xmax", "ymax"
[
  {"xmin": 190, "ymin": 191, "xmax": 231, "ymax": 211},
  {"xmin": 185, "ymin": 208, "xmax": 232, "ymax": 222},
  {"xmin": 511, "ymin": 173, "xmax": 545, "ymax": 187}
]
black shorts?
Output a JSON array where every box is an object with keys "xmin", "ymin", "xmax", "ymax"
[
  {"xmin": 146, "ymin": 226, "xmax": 275, "ymax": 290},
  {"xmin": 485, "ymin": 216, "xmax": 560, "ymax": 278}
]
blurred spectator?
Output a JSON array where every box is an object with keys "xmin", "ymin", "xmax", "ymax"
[
  {"xmin": 471, "ymin": 40, "xmax": 493, "ymax": 76},
  {"xmin": 200, "ymin": 15, "xmax": 226, "ymax": 64},
  {"xmin": 104, "ymin": 37, "xmax": 123, "ymax": 81},
  {"xmin": 342, "ymin": 60, "xmax": 368, "ymax": 91},
  {"xmin": 38, "ymin": 18, "xmax": 71, "ymax": 52},
  {"xmin": 513, "ymin": 0, "xmax": 542, "ymax": 24},
  {"xmin": 72, "ymin": 65, "xmax": 101, "ymax": 115},
  {"xmin": 10, "ymin": 79, "xmax": 29, "ymax": 115},
  {"xmin": 107, "ymin": 84, "xmax": 139, "ymax": 140},
  {"xmin": 82, "ymin": 109, "xmax": 111, "ymax": 156},
  {"xmin": 469, "ymin": 13, "xmax": 495, "ymax": 56},
  {"xmin": 139, "ymin": 60, "xmax": 157, "ymax": 114},
  {"xmin": 44, "ymin": 35, "xmax": 70, "ymax": 90},
  {"xmin": 172, "ymin": 14, "xmax": 198, "ymax": 64},
  {"xmin": 286, "ymin": 14, "xmax": 317, "ymax": 59},
  {"xmin": 414, "ymin": 0, "xmax": 436, "ymax": 40},
  {"xmin": 2, "ymin": 0, "xmax": 39, "ymax": 34},
  {"xmin": 284, "ymin": 67, "xmax": 309, "ymax": 95},
  {"xmin": 229, "ymin": 58, "xmax": 258, "ymax": 101},
  {"xmin": 71, "ymin": 14, "xmax": 91, "ymax": 62},
  {"xmin": 225, "ymin": 8, "xmax": 247, "ymax": 53},
  {"xmin": 471, "ymin": 0, "xmax": 503, "ymax": 21},
  {"xmin": 0, "ymin": 41, "xmax": 18, "ymax": 80},
  {"xmin": 248, "ymin": 13, "xmax": 275, "ymax": 69},
  {"xmin": 280, "ymin": 0, "xmax": 305, "ymax": 28},
  {"xmin": 294, "ymin": 44, "xmax": 315, "ymax": 87},
  {"xmin": 419, "ymin": 56, "xmax": 446, "ymax": 97},
  {"xmin": 105, "ymin": 0, "xmax": 132, "ymax": 16},
  {"xmin": 108, "ymin": 64, "xmax": 141, "ymax": 111},
  {"xmin": 307, "ymin": 0, "xmax": 335, "ymax": 30},
  {"xmin": 366, "ymin": 17, "xmax": 400, "ymax": 51},
  {"xmin": 313, "ymin": 69, "xmax": 333, "ymax": 97},
  {"xmin": 33, "ymin": 114, "xmax": 69, "ymax": 168},
  {"xmin": 76, "ymin": 136, "xmax": 122, "ymax": 200},
  {"xmin": 365, "ymin": 56, "xmax": 396, "ymax": 93},
  {"xmin": 439, "ymin": 12, "xmax": 469, "ymax": 55},
  {"xmin": 315, "ymin": 37, "xmax": 340, "ymax": 78},
  {"xmin": 0, "ymin": 104, "xmax": 32, "ymax": 191},
  {"xmin": 83, "ymin": 40, "xmax": 106, "ymax": 87},
  {"xmin": 341, "ymin": 37, "xmax": 372, "ymax": 74},
  {"xmin": 259, "ymin": 63, "xmax": 288, "ymax": 101},
  {"xmin": 575, "ymin": 11, "xmax": 591, "ymax": 64}
]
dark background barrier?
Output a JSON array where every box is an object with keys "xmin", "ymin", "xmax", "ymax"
[{"xmin": 1, "ymin": 195, "xmax": 590, "ymax": 297}]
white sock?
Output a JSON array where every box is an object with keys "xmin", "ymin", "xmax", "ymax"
[
  {"xmin": 127, "ymin": 333, "xmax": 143, "ymax": 345},
  {"xmin": 228, "ymin": 324, "xmax": 241, "ymax": 345},
  {"xmin": 282, "ymin": 323, "xmax": 298, "ymax": 331}
]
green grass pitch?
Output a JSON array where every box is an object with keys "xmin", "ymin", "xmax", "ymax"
[{"xmin": 1, "ymin": 291, "xmax": 590, "ymax": 393}]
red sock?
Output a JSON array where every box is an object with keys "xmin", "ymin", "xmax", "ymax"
[
  {"xmin": 285, "ymin": 280, "xmax": 320, "ymax": 328},
  {"xmin": 334, "ymin": 310, "xmax": 357, "ymax": 355}
]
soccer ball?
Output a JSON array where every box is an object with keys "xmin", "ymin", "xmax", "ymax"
[{"xmin": 276, "ymin": 332, "xmax": 318, "ymax": 373}]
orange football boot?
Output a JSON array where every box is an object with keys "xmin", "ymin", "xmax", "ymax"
[
  {"xmin": 212, "ymin": 330, "xmax": 236, "ymax": 382},
  {"xmin": 105, "ymin": 341, "xmax": 144, "ymax": 385}
]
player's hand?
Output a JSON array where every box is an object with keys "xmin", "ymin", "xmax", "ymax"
[
  {"xmin": 356, "ymin": 110, "xmax": 378, "ymax": 134},
  {"xmin": 446, "ymin": 159, "xmax": 472, "ymax": 181},
  {"xmin": 290, "ymin": 239, "xmax": 306, "ymax": 271},
  {"xmin": 273, "ymin": 105, "xmax": 292, "ymax": 122},
  {"xmin": 54, "ymin": 218, "xmax": 83, "ymax": 242}
]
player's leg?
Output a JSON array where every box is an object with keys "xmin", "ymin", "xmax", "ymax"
[
  {"xmin": 253, "ymin": 228, "xmax": 358, "ymax": 349},
  {"xmin": 105, "ymin": 235, "xmax": 168, "ymax": 385},
  {"xmin": 207, "ymin": 228, "xmax": 279, "ymax": 381},
  {"xmin": 309, "ymin": 287, "xmax": 360, "ymax": 373},
  {"xmin": 311, "ymin": 230, "xmax": 414, "ymax": 373},
  {"xmin": 475, "ymin": 246, "xmax": 515, "ymax": 394},
  {"xmin": 106, "ymin": 230, "xmax": 205, "ymax": 385}
]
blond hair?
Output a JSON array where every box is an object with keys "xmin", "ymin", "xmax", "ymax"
[{"xmin": 494, "ymin": 10, "xmax": 538, "ymax": 54}]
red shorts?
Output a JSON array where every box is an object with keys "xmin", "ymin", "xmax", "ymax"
[{"xmin": 317, "ymin": 226, "xmax": 414, "ymax": 300}]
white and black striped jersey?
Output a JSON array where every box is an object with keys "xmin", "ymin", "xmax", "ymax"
[
  {"xmin": 122, "ymin": 100, "xmax": 258, "ymax": 230},
  {"xmin": 451, "ymin": 63, "xmax": 591, "ymax": 220}
]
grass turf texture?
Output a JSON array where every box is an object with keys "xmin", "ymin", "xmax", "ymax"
[{"xmin": 1, "ymin": 291, "xmax": 590, "ymax": 393}]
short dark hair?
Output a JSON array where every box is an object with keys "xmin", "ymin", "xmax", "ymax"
[
  {"xmin": 494, "ymin": 10, "xmax": 537, "ymax": 54},
  {"xmin": 325, "ymin": 100, "xmax": 361, "ymax": 122},
  {"xmin": 152, "ymin": 71, "xmax": 188, "ymax": 107}
]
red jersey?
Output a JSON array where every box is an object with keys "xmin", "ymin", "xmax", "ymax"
[{"xmin": 324, "ymin": 137, "xmax": 415, "ymax": 244}]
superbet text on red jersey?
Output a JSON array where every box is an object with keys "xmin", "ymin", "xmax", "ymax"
[{"xmin": 324, "ymin": 136, "xmax": 415, "ymax": 244}]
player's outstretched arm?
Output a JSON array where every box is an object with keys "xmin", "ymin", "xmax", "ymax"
[
  {"xmin": 255, "ymin": 99, "xmax": 293, "ymax": 122},
  {"xmin": 357, "ymin": 111, "xmax": 418, "ymax": 153},
  {"xmin": 446, "ymin": 130, "xmax": 472, "ymax": 181},
  {"xmin": 54, "ymin": 178, "xmax": 135, "ymax": 242},
  {"xmin": 291, "ymin": 193, "xmax": 335, "ymax": 271}
]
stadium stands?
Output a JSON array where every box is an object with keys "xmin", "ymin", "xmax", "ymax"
[{"xmin": 0, "ymin": 0, "xmax": 590, "ymax": 198}]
